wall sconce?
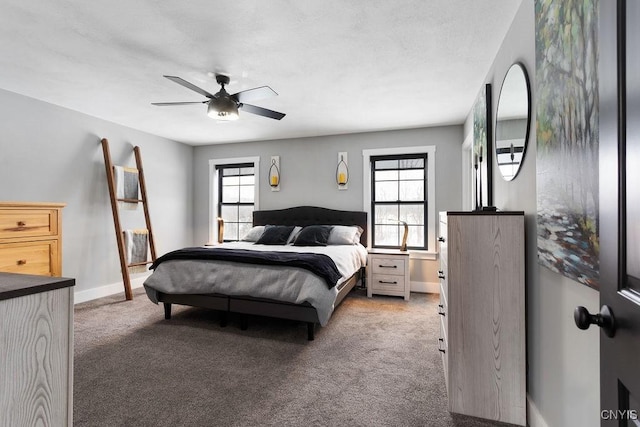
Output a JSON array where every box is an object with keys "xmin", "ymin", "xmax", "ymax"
[
  {"xmin": 336, "ymin": 152, "xmax": 349, "ymax": 190},
  {"xmin": 269, "ymin": 156, "xmax": 280, "ymax": 192}
]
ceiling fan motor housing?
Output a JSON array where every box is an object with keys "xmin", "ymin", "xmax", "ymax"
[{"xmin": 216, "ymin": 74, "xmax": 230, "ymax": 86}]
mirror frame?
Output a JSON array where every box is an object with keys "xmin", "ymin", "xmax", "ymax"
[{"xmin": 494, "ymin": 62, "xmax": 532, "ymax": 181}]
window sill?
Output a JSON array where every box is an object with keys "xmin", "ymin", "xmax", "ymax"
[
  {"xmin": 408, "ymin": 250, "xmax": 438, "ymax": 261},
  {"xmin": 367, "ymin": 248, "xmax": 438, "ymax": 260}
]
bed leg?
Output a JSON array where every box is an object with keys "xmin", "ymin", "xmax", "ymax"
[
  {"xmin": 220, "ymin": 311, "xmax": 228, "ymax": 328},
  {"xmin": 240, "ymin": 314, "xmax": 248, "ymax": 331},
  {"xmin": 163, "ymin": 303, "xmax": 172, "ymax": 320},
  {"xmin": 307, "ymin": 322, "xmax": 315, "ymax": 341}
]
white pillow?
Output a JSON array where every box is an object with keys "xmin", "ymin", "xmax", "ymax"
[
  {"xmin": 286, "ymin": 226, "xmax": 303, "ymax": 244},
  {"xmin": 241, "ymin": 226, "xmax": 265, "ymax": 242},
  {"xmin": 327, "ymin": 225, "xmax": 363, "ymax": 245}
]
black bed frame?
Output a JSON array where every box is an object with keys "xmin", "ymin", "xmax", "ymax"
[{"xmin": 157, "ymin": 206, "xmax": 368, "ymax": 340}]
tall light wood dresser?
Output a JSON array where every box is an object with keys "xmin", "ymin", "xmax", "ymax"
[
  {"xmin": 0, "ymin": 202, "xmax": 73, "ymax": 426},
  {"xmin": 0, "ymin": 201, "xmax": 65, "ymax": 277},
  {"xmin": 438, "ymin": 211, "xmax": 525, "ymax": 426}
]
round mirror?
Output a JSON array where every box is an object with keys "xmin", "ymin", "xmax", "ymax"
[{"xmin": 495, "ymin": 63, "xmax": 531, "ymax": 181}]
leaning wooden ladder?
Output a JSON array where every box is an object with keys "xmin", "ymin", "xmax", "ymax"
[{"xmin": 101, "ymin": 138, "xmax": 157, "ymax": 300}]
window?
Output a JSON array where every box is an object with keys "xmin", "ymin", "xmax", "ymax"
[
  {"xmin": 363, "ymin": 146, "xmax": 436, "ymax": 256},
  {"xmin": 209, "ymin": 156, "xmax": 260, "ymax": 244},
  {"xmin": 216, "ymin": 163, "xmax": 255, "ymax": 241},
  {"xmin": 371, "ymin": 153, "xmax": 427, "ymax": 250}
]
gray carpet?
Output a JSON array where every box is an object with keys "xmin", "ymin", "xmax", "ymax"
[{"xmin": 73, "ymin": 288, "xmax": 504, "ymax": 427}]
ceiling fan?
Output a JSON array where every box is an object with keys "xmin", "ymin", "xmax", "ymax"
[{"xmin": 152, "ymin": 74, "xmax": 285, "ymax": 121}]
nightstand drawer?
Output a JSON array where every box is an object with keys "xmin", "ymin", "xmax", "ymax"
[
  {"xmin": 371, "ymin": 257, "xmax": 406, "ymax": 275},
  {"xmin": 370, "ymin": 274, "xmax": 405, "ymax": 292}
]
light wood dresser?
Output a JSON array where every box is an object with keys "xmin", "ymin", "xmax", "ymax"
[
  {"xmin": 438, "ymin": 211, "xmax": 525, "ymax": 426},
  {"xmin": 0, "ymin": 202, "xmax": 65, "ymax": 277},
  {"xmin": 0, "ymin": 272, "xmax": 75, "ymax": 426}
]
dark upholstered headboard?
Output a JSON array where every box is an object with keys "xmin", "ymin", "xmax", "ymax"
[{"xmin": 253, "ymin": 206, "xmax": 368, "ymax": 246}]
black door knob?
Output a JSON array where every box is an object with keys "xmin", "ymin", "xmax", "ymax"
[{"xmin": 574, "ymin": 305, "xmax": 616, "ymax": 338}]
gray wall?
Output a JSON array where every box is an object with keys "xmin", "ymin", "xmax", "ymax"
[
  {"xmin": 193, "ymin": 125, "xmax": 463, "ymax": 285},
  {"xmin": 0, "ymin": 88, "xmax": 194, "ymax": 298},
  {"xmin": 463, "ymin": 1, "xmax": 600, "ymax": 426}
]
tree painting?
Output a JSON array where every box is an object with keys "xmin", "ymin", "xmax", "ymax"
[
  {"xmin": 473, "ymin": 84, "xmax": 492, "ymax": 208},
  {"xmin": 536, "ymin": 0, "xmax": 599, "ymax": 289}
]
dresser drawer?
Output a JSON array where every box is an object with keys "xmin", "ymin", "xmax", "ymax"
[
  {"xmin": 439, "ymin": 280, "xmax": 448, "ymax": 308},
  {"xmin": 0, "ymin": 240, "xmax": 57, "ymax": 276},
  {"xmin": 0, "ymin": 209, "xmax": 58, "ymax": 240},
  {"xmin": 371, "ymin": 257, "xmax": 406, "ymax": 275},
  {"xmin": 439, "ymin": 287, "xmax": 447, "ymax": 336},
  {"xmin": 439, "ymin": 314, "xmax": 448, "ymax": 395},
  {"xmin": 439, "ymin": 268, "xmax": 448, "ymax": 299}
]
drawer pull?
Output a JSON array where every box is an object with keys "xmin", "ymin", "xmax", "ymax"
[
  {"xmin": 438, "ymin": 338, "xmax": 446, "ymax": 353},
  {"xmin": 438, "ymin": 305, "xmax": 445, "ymax": 316},
  {"xmin": 17, "ymin": 259, "xmax": 27, "ymax": 265},
  {"xmin": 438, "ymin": 270, "xmax": 445, "ymax": 279},
  {"xmin": 378, "ymin": 264, "xmax": 398, "ymax": 269},
  {"xmin": 378, "ymin": 280, "xmax": 398, "ymax": 285},
  {"xmin": 17, "ymin": 221, "xmax": 26, "ymax": 227}
]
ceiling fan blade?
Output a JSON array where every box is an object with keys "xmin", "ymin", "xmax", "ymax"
[
  {"xmin": 163, "ymin": 75, "xmax": 216, "ymax": 98},
  {"xmin": 151, "ymin": 101, "xmax": 207, "ymax": 106},
  {"xmin": 231, "ymin": 86, "xmax": 277, "ymax": 103},
  {"xmin": 240, "ymin": 103, "xmax": 286, "ymax": 120}
]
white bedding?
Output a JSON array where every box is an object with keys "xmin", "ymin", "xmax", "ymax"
[{"xmin": 143, "ymin": 242, "xmax": 368, "ymax": 326}]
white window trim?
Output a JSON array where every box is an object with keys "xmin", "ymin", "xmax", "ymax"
[
  {"xmin": 362, "ymin": 146, "xmax": 437, "ymax": 260},
  {"xmin": 209, "ymin": 156, "xmax": 260, "ymax": 244}
]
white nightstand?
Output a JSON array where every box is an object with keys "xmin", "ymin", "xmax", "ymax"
[{"xmin": 367, "ymin": 249, "xmax": 410, "ymax": 301}]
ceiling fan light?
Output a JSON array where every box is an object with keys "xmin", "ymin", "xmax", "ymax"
[{"xmin": 207, "ymin": 98, "xmax": 239, "ymax": 121}]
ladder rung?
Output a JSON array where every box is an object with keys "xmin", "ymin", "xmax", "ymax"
[
  {"xmin": 128, "ymin": 261, "xmax": 153, "ymax": 267},
  {"xmin": 117, "ymin": 198, "xmax": 144, "ymax": 203}
]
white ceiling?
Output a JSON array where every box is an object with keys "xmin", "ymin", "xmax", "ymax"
[{"xmin": 0, "ymin": 0, "xmax": 522, "ymax": 146}]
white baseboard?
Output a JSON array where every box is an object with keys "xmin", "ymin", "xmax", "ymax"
[
  {"xmin": 527, "ymin": 395, "xmax": 549, "ymax": 427},
  {"xmin": 74, "ymin": 275, "xmax": 149, "ymax": 304},
  {"xmin": 411, "ymin": 280, "xmax": 440, "ymax": 294}
]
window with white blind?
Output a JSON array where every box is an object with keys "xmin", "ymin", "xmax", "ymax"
[
  {"xmin": 363, "ymin": 146, "xmax": 436, "ymax": 257},
  {"xmin": 209, "ymin": 156, "xmax": 260, "ymax": 244},
  {"xmin": 371, "ymin": 153, "xmax": 428, "ymax": 250},
  {"xmin": 216, "ymin": 163, "xmax": 255, "ymax": 241}
]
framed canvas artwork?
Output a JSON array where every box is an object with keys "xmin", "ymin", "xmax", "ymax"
[
  {"xmin": 535, "ymin": 0, "xmax": 599, "ymax": 289},
  {"xmin": 472, "ymin": 83, "xmax": 493, "ymax": 209}
]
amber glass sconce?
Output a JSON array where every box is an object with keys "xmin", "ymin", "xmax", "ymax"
[
  {"xmin": 336, "ymin": 152, "xmax": 349, "ymax": 190},
  {"xmin": 269, "ymin": 156, "xmax": 280, "ymax": 191}
]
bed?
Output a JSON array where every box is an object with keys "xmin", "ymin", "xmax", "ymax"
[{"xmin": 143, "ymin": 206, "xmax": 368, "ymax": 340}]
